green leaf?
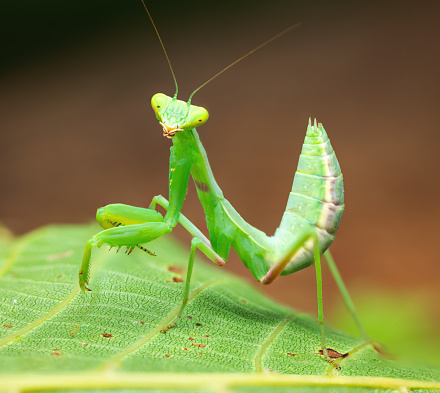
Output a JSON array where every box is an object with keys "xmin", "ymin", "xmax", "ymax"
[{"xmin": 0, "ymin": 224, "xmax": 439, "ymax": 392}]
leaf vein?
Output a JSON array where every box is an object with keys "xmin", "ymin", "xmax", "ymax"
[
  {"xmin": 99, "ymin": 278, "xmax": 227, "ymax": 370},
  {"xmin": 0, "ymin": 286, "xmax": 80, "ymax": 347},
  {"xmin": 0, "ymin": 239, "xmax": 25, "ymax": 277},
  {"xmin": 254, "ymin": 313, "xmax": 295, "ymax": 372}
]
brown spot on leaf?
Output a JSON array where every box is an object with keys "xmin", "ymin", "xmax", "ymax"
[
  {"xmin": 187, "ymin": 316, "xmax": 193, "ymax": 319},
  {"xmin": 172, "ymin": 277, "xmax": 183, "ymax": 283},
  {"xmin": 168, "ymin": 266, "xmax": 183, "ymax": 274},
  {"xmin": 183, "ymin": 347, "xmax": 189, "ymax": 351},
  {"xmin": 80, "ymin": 343, "xmax": 88, "ymax": 347},
  {"xmin": 165, "ymin": 354, "xmax": 170, "ymax": 358},
  {"xmin": 195, "ymin": 323, "xmax": 202, "ymax": 326},
  {"xmin": 51, "ymin": 352, "xmax": 62, "ymax": 356},
  {"xmin": 56, "ymin": 275, "xmax": 62, "ymax": 279},
  {"xmin": 318, "ymin": 348, "xmax": 348, "ymax": 359},
  {"xmin": 189, "ymin": 337, "xmax": 194, "ymax": 341},
  {"xmin": 204, "ymin": 335, "xmax": 210, "ymax": 338},
  {"xmin": 199, "ymin": 352, "xmax": 203, "ymax": 355},
  {"xmin": 102, "ymin": 333, "xmax": 113, "ymax": 338},
  {"xmin": 192, "ymin": 343, "xmax": 206, "ymax": 348},
  {"xmin": 287, "ymin": 352, "xmax": 296, "ymax": 357},
  {"xmin": 140, "ymin": 321, "xmax": 145, "ymax": 324},
  {"xmin": 3, "ymin": 325, "xmax": 12, "ymax": 328}
]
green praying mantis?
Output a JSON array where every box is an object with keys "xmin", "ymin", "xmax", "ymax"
[{"xmin": 78, "ymin": 1, "xmax": 370, "ymax": 357}]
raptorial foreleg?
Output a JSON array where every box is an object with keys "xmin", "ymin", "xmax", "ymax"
[
  {"xmin": 79, "ymin": 203, "xmax": 170, "ymax": 292},
  {"xmin": 79, "ymin": 220, "xmax": 170, "ymax": 292}
]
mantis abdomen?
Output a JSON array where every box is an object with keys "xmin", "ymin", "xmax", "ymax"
[{"xmin": 272, "ymin": 119, "xmax": 344, "ymax": 275}]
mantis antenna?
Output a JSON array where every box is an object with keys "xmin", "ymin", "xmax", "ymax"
[
  {"xmin": 188, "ymin": 22, "xmax": 301, "ymax": 103},
  {"xmin": 141, "ymin": 0, "xmax": 299, "ymax": 104},
  {"xmin": 141, "ymin": 0, "xmax": 179, "ymax": 98}
]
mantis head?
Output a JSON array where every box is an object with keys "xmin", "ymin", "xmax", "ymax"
[
  {"xmin": 151, "ymin": 93, "xmax": 209, "ymax": 139},
  {"xmin": 146, "ymin": 1, "xmax": 298, "ymax": 140}
]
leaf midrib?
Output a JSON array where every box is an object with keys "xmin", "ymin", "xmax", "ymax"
[{"xmin": 2, "ymin": 372, "xmax": 440, "ymax": 391}]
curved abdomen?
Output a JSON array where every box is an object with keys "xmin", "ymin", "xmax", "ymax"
[{"xmin": 272, "ymin": 119, "xmax": 344, "ymax": 274}]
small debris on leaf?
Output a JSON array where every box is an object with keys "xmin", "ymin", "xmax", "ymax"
[
  {"xmin": 102, "ymin": 333, "xmax": 113, "ymax": 338},
  {"xmin": 318, "ymin": 348, "xmax": 348, "ymax": 359},
  {"xmin": 168, "ymin": 266, "xmax": 183, "ymax": 274}
]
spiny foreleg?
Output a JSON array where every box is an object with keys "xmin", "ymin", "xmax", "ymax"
[{"xmin": 78, "ymin": 204, "xmax": 170, "ymax": 292}]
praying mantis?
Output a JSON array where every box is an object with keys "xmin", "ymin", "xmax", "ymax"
[{"xmin": 78, "ymin": 1, "xmax": 369, "ymax": 356}]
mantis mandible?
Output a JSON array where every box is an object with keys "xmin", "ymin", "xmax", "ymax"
[{"xmin": 79, "ymin": 1, "xmax": 369, "ymax": 356}]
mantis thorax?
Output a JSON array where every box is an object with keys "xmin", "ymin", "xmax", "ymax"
[{"xmin": 151, "ymin": 93, "xmax": 209, "ymax": 138}]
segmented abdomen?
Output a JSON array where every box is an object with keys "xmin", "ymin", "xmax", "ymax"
[{"xmin": 273, "ymin": 119, "xmax": 344, "ymax": 274}]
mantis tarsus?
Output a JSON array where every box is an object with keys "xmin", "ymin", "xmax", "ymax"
[{"xmin": 78, "ymin": 1, "xmax": 369, "ymax": 357}]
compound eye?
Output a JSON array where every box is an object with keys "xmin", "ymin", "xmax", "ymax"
[
  {"xmin": 186, "ymin": 106, "xmax": 209, "ymax": 129},
  {"xmin": 151, "ymin": 93, "xmax": 170, "ymax": 115}
]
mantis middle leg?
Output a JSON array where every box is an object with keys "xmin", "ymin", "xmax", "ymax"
[{"xmin": 149, "ymin": 194, "xmax": 226, "ymax": 331}]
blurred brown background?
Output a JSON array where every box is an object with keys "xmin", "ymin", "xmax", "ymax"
[{"xmin": 1, "ymin": 0, "xmax": 439, "ymax": 352}]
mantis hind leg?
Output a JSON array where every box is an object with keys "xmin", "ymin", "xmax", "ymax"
[
  {"xmin": 324, "ymin": 250, "xmax": 370, "ymax": 341},
  {"xmin": 259, "ymin": 229, "xmax": 328, "ymax": 354},
  {"xmin": 260, "ymin": 229, "xmax": 369, "ymax": 358}
]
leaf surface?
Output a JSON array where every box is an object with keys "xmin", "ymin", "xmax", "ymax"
[{"xmin": 0, "ymin": 224, "xmax": 439, "ymax": 392}]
